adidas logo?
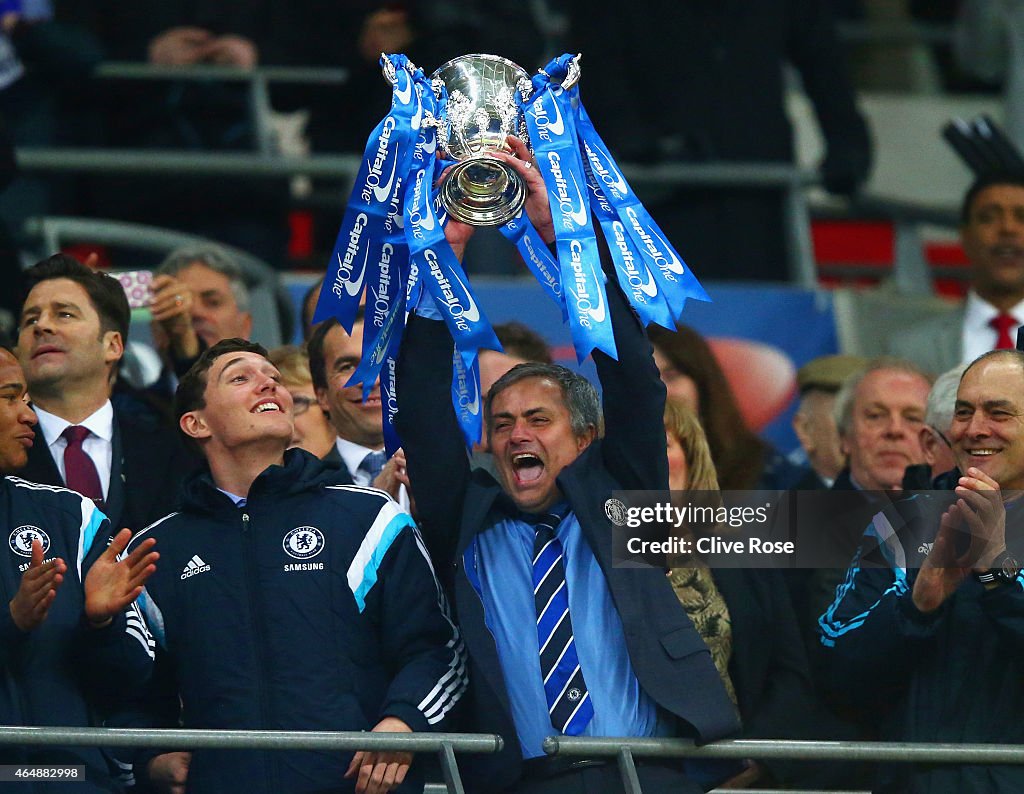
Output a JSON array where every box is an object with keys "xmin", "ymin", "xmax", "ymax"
[{"xmin": 180, "ymin": 554, "xmax": 211, "ymax": 580}]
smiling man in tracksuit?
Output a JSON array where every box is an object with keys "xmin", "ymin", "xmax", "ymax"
[
  {"xmin": 126, "ymin": 338, "xmax": 467, "ymax": 794},
  {"xmin": 819, "ymin": 350, "xmax": 1024, "ymax": 792}
]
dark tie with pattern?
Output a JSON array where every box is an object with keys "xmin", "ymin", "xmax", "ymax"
[
  {"xmin": 531, "ymin": 511, "xmax": 594, "ymax": 735},
  {"xmin": 359, "ymin": 449, "xmax": 388, "ymax": 483},
  {"xmin": 62, "ymin": 425, "xmax": 104, "ymax": 506},
  {"xmin": 990, "ymin": 313, "xmax": 1017, "ymax": 350}
]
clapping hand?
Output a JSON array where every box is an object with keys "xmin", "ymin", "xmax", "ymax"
[
  {"xmin": 9, "ymin": 539, "xmax": 66, "ymax": 632},
  {"xmin": 913, "ymin": 468, "xmax": 1006, "ymax": 613},
  {"xmin": 83, "ymin": 528, "xmax": 159, "ymax": 629}
]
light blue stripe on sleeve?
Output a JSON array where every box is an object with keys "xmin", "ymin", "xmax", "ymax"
[
  {"xmin": 82, "ymin": 505, "xmax": 107, "ymax": 559},
  {"xmin": 351, "ymin": 513, "xmax": 414, "ymax": 612}
]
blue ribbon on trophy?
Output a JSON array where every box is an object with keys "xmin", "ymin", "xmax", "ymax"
[
  {"xmin": 574, "ymin": 98, "xmax": 709, "ymax": 320},
  {"xmin": 519, "ymin": 57, "xmax": 614, "ymax": 361},
  {"xmin": 403, "ymin": 65, "xmax": 499, "ymax": 447},
  {"xmin": 498, "ymin": 210, "xmax": 566, "ymax": 319},
  {"xmin": 314, "ymin": 55, "xmax": 419, "ymax": 336},
  {"xmin": 314, "ymin": 51, "xmax": 710, "ymax": 452}
]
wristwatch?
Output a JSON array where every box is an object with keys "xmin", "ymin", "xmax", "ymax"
[{"xmin": 974, "ymin": 550, "xmax": 1022, "ymax": 586}]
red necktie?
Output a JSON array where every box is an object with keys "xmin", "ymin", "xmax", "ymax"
[
  {"xmin": 990, "ymin": 313, "xmax": 1017, "ymax": 350},
  {"xmin": 62, "ymin": 425, "xmax": 104, "ymax": 506}
]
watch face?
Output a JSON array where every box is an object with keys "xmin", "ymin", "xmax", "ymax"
[{"xmin": 1000, "ymin": 555, "xmax": 1021, "ymax": 580}]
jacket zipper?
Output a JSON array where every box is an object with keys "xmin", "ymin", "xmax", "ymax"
[{"xmin": 240, "ymin": 510, "xmax": 278, "ymax": 791}]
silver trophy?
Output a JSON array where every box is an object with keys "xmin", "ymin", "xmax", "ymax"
[
  {"xmin": 428, "ymin": 54, "xmax": 532, "ymax": 226},
  {"xmin": 382, "ymin": 53, "xmax": 581, "ymax": 226}
]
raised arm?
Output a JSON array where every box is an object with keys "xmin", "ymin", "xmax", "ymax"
[
  {"xmin": 593, "ymin": 263, "xmax": 669, "ymax": 492},
  {"xmin": 395, "ymin": 312, "xmax": 471, "ymax": 567},
  {"xmin": 395, "ymin": 137, "xmax": 546, "ymax": 565},
  {"xmin": 493, "ymin": 138, "xmax": 669, "ymax": 491}
]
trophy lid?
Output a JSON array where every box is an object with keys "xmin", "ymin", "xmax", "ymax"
[{"xmin": 429, "ymin": 53, "xmax": 530, "ymax": 86}]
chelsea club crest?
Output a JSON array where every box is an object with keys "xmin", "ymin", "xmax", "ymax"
[
  {"xmin": 283, "ymin": 526, "xmax": 326, "ymax": 560},
  {"xmin": 9, "ymin": 526, "xmax": 50, "ymax": 557}
]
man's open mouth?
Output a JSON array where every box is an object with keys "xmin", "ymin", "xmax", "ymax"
[
  {"xmin": 512, "ymin": 452, "xmax": 544, "ymax": 483},
  {"xmin": 252, "ymin": 401, "xmax": 281, "ymax": 414}
]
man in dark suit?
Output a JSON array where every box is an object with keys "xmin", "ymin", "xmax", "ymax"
[
  {"xmin": 888, "ymin": 172, "xmax": 1024, "ymax": 373},
  {"xmin": 307, "ymin": 313, "xmax": 409, "ymax": 507},
  {"xmin": 15, "ymin": 254, "xmax": 194, "ymax": 533},
  {"xmin": 396, "ymin": 152, "xmax": 738, "ymax": 793}
]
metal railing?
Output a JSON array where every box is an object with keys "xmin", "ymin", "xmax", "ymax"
[
  {"xmin": 20, "ymin": 59, "xmax": 970, "ymax": 290},
  {"xmin": 14, "ymin": 146, "xmax": 822, "ymax": 287},
  {"xmin": 835, "ymin": 21, "xmax": 954, "ymax": 47},
  {"xmin": 93, "ymin": 62, "xmax": 349, "ymax": 157},
  {"xmin": 0, "ymin": 726, "xmax": 502, "ymax": 794},
  {"xmin": 543, "ymin": 736, "xmax": 1024, "ymax": 794},
  {"xmin": 22, "ymin": 215, "xmax": 294, "ymax": 347},
  {"xmin": 831, "ymin": 195, "xmax": 963, "ymax": 295},
  {"xmin": 8, "ymin": 727, "xmax": 1019, "ymax": 793}
]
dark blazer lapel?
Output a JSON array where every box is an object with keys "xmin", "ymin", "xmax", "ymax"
[
  {"xmin": 457, "ymin": 481, "xmax": 512, "ymax": 717},
  {"xmin": 104, "ymin": 415, "xmax": 126, "ymax": 529},
  {"xmin": 321, "ymin": 443, "xmax": 354, "ymax": 484},
  {"xmin": 459, "ymin": 480, "xmax": 500, "ymax": 552}
]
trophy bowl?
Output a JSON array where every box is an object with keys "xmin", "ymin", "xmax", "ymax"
[{"xmin": 429, "ymin": 54, "xmax": 532, "ymax": 227}]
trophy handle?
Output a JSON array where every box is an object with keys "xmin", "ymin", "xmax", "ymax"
[
  {"xmin": 562, "ymin": 53, "xmax": 582, "ymax": 90},
  {"xmin": 381, "ymin": 54, "xmax": 397, "ymax": 86},
  {"xmin": 538, "ymin": 53, "xmax": 582, "ymax": 91},
  {"xmin": 380, "ymin": 53, "xmax": 421, "ymax": 86}
]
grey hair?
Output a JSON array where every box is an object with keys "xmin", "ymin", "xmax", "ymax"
[
  {"xmin": 156, "ymin": 244, "xmax": 250, "ymax": 312},
  {"xmin": 926, "ymin": 363, "xmax": 969, "ymax": 434},
  {"xmin": 833, "ymin": 356, "xmax": 934, "ymax": 438},
  {"xmin": 485, "ymin": 362, "xmax": 601, "ymax": 442}
]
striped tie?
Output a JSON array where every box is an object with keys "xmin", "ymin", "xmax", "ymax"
[{"xmin": 532, "ymin": 512, "xmax": 594, "ymax": 735}]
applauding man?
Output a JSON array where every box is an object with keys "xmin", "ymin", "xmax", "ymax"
[
  {"xmin": 0, "ymin": 344, "xmax": 158, "ymax": 790},
  {"xmin": 820, "ymin": 349, "xmax": 1024, "ymax": 793}
]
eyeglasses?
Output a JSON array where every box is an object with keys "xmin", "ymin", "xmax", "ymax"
[
  {"xmin": 928, "ymin": 424, "xmax": 952, "ymax": 449},
  {"xmin": 291, "ymin": 395, "xmax": 317, "ymax": 417}
]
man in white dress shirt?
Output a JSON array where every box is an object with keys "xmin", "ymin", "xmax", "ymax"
[
  {"xmin": 891, "ymin": 172, "xmax": 1024, "ymax": 372},
  {"xmin": 307, "ymin": 313, "xmax": 409, "ymax": 508},
  {"xmin": 15, "ymin": 254, "xmax": 193, "ymax": 531}
]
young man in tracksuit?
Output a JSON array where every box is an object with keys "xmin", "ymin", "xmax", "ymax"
[
  {"xmin": 127, "ymin": 338, "xmax": 467, "ymax": 794},
  {"xmin": 0, "ymin": 346, "xmax": 160, "ymax": 792}
]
